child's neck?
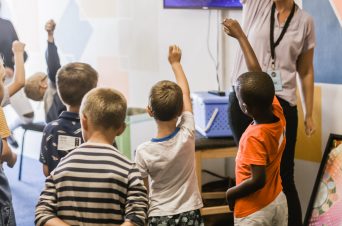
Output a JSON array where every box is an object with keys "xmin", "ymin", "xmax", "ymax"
[
  {"xmin": 156, "ymin": 118, "xmax": 178, "ymax": 139},
  {"xmin": 67, "ymin": 105, "xmax": 80, "ymax": 113},
  {"xmin": 86, "ymin": 130, "xmax": 116, "ymax": 146},
  {"xmin": 253, "ymin": 109, "xmax": 277, "ymax": 125}
]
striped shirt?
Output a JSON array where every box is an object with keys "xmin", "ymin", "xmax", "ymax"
[
  {"xmin": 35, "ymin": 143, "xmax": 148, "ymax": 226},
  {"xmin": 0, "ymin": 107, "xmax": 10, "ymax": 139}
]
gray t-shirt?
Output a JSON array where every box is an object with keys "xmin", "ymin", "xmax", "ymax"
[
  {"xmin": 232, "ymin": 0, "xmax": 316, "ymax": 106},
  {"xmin": 135, "ymin": 112, "xmax": 203, "ymax": 217}
]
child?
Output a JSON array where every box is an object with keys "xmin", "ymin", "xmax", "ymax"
[
  {"xmin": 0, "ymin": 59, "xmax": 16, "ymax": 226},
  {"xmin": 35, "ymin": 88, "xmax": 148, "ymax": 226},
  {"xmin": 24, "ymin": 19, "xmax": 66, "ymax": 123},
  {"xmin": 0, "ymin": 40, "xmax": 26, "ymax": 167},
  {"xmin": 39, "ymin": 61, "xmax": 98, "ymax": 176},
  {"xmin": 135, "ymin": 45, "xmax": 204, "ymax": 225},
  {"xmin": 223, "ymin": 19, "xmax": 288, "ymax": 225}
]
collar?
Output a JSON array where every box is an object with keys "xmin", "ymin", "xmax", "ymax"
[
  {"xmin": 151, "ymin": 127, "xmax": 180, "ymax": 142},
  {"xmin": 58, "ymin": 111, "xmax": 80, "ymax": 121}
]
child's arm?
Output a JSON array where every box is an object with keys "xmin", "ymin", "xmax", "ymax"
[
  {"xmin": 226, "ymin": 164, "xmax": 266, "ymax": 210},
  {"xmin": 1, "ymin": 139, "xmax": 17, "ymax": 168},
  {"xmin": 223, "ymin": 19, "xmax": 262, "ymax": 73},
  {"xmin": 125, "ymin": 166, "xmax": 148, "ymax": 226},
  {"xmin": 35, "ymin": 175, "xmax": 69, "ymax": 226},
  {"xmin": 168, "ymin": 45, "xmax": 192, "ymax": 113},
  {"xmin": 6, "ymin": 41, "xmax": 25, "ymax": 97},
  {"xmin": 45, "ymin": 19, "xmax": 61, "ymax": 86}
]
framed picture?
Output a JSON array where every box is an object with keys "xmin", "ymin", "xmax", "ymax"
[{"xmin": 304, "ymin": 134, "xmax": 342, "ymax": 226}]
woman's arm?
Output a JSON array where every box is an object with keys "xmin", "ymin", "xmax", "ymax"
[{"xmin": 297, "ymin": 48, "xmax": 315, "ymax": 136}]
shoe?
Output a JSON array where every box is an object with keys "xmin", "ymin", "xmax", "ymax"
[{"xmin": 7, "ymin": 135, "xmax": 19, "ymax": 149}]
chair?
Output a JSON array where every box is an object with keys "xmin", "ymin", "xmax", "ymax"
[{"xmin": 18, "ymin": 122, "xmax": 46, "ymax": 181}]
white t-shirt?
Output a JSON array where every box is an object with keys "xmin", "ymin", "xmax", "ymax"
[
  {"xmin": 232, "ymin": 0, "xmax": 315, "ymax": 106},
  {"xmin": 135, "ymin": 112, "xmax": 203, "ymax": 217}
]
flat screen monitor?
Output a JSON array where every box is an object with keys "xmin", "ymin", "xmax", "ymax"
[{"xmin": 164, "ymin": 0, "xmax": 242, "ymax": 9}]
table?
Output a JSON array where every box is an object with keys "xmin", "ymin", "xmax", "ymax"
[{"xmin": 195, "ymin": 132, "xmax": 237, "ymax": 216}]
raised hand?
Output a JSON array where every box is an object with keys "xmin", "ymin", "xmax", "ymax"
[
  {"xmin": 12, "ymin": 40, "xmax": 26, "ymax": 54},
  {"xmin": 222, "ymin": 18, "xmax": 244, "ymax": 40},
  {"xmin": 168, "ymin": 45, "xmax": 182, "ymax": 65},
  {"xmin": 45, "ymin": 19, "xmax": 56, "ymax": 36}
]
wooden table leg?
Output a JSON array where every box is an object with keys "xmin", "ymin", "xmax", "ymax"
[{"xmin": 195, "ymin": 151, "xmax": 202, "ymax": 193}]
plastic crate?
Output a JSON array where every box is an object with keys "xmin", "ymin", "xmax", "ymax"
[{"xmin": 191, "ymin": 92, "xmax": 232, "ymax": 138}]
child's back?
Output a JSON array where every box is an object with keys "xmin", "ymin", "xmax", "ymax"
[
  {"xmin": 37, "ymin": 142, "xmax": 145, "ymax": 225},
  {"xmin": 235, "ymin": 95, "xmax": 286, "ymax": 218},
  {"xmin": 136, "ymin": 111, "xmax": 202, "ymax": 215}
]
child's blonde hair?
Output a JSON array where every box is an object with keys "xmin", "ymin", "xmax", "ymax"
[
  {"xmin": 24, "ymin": 72, "xmax": 47, "ymax": 101},
  {"xmin": 81, "ymin": 88, "xmax": 127, "ymax": 131}
]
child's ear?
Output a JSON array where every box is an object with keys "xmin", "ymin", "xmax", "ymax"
[
  {"xmin": 147, "ymin": 106, "xmax": 154, "ymax": 117},
  {"xmin": 116, "ymin": 122, "xmax": 126, "ymax": 136},
  {"xmin": 81, "ymin": 113, "xmax": 88, "ymax": 131}
]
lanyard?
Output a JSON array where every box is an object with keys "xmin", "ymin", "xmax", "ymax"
[{"xmin": 270, "ymin": 2, "xmax": 296, "ymax": 69}]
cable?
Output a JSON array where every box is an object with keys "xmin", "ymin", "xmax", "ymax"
[{"xmin": 207, "ymin": 10, "xmax": 221, "ymax": 92}]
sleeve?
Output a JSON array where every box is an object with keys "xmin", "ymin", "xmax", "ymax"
[
  {"xmin": 178, "ymin": 111, "xmax": 195, "ymax": 135},
  {"xmin": 241, "ymin": 135, "xmax": 267, "ymax": 166},
  {"xmin": 45, "ymin": 42, "xmax": 61, "ymax": 86},
  {"xmin": 39, "ymin": 125, "xmax": 50, "ymax": 165},
  {"xmin": 35, "ymin": 175, "xmax": 58, "ymax": 226},
  {"xmin": 302, "ymin": 14, "xmax": 316, "ymax": 53},
  {"xmin": 134, "ymin": 148, "xmax": 149, "ymax": 178},
  {"xmin": 125, "ymin": 165, "xmax": 148, "ymax": 226},
  {"xmin": 0, "ymin": 107, "xmax": 11, "ymax": 139}
]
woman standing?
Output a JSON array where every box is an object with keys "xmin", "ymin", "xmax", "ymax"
[{"xmin": 226, "ymin": 0, "xmax": 315, "ymax": 225}]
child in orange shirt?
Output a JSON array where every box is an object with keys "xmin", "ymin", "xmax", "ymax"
[{"xmin": 223, "ymin": 19, "xmax": 288, "ymax": 225}]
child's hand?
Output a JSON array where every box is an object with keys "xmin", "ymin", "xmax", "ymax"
[
  {"xmin": 12, "ymin": 41, "xmax": 25, "ymax": 54},
  {"xmin": 226, "ymin": 189, "xmax": 235, "ymax": 211},
  {"xmin": 222, "ymin": 18, "xmax": 244, "ymax": 40},
  {"xmin": 45, "ymin": 19, "xmax": 56, "ymax": 36},
  {"xmin": 168, "ymin": 45, "xmax": 182, "ymax": 65}
]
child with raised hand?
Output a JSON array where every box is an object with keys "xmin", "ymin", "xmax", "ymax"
[
  {"xmin": 135, "ymin": 45, "xmax": 204, "ymax": 226},
  {"xmin": 36, "ymin": 88, "xmax": 148, "ymax": 226},
  {"xmin": 223, "ymin": 19, "xmax": 288, "ymax": 225},
  {"xmin": 0, "ymin": 40, "xmax": 26, "ymax": 168},
  {"xmin": 0, "ymin": 58, "xmax": 17, "ymax": 226},
  {"xmin": 24, "ymin": 19, "xmax": 66, "ymax": 123}
]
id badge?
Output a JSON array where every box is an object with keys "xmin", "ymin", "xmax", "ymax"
[
  {"xmin": 267, "ymin": 69, "xmax": 283, "ymax": 91},
  {"xmin": 57, "ymin": 135, "xmax": 81, "ymax": 151}
]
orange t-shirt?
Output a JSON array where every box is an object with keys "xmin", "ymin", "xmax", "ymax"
[{"xmin": 234, "ymin": 96, "xmax": 286, "ymax": 218}]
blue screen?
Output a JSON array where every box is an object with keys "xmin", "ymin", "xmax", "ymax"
[{"xmin": 164, "ymin": 0, "xmax": 242, "ymax": 9}]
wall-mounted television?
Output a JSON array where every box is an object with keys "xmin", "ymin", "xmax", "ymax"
[{"xmin": 164, "ymin": 0, "xmax": 242, "ymax": 9}]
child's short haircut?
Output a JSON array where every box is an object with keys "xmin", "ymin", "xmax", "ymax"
[
  {"xmin": 81, "ymin": 88, "xmax": 127, "ymax": 130},
  {"xmin": 149, "ymin": 80, "xmax": 183, "ymax": 121},
  {"xmin": 57, "ymin": 63, "xmax": 98, "ymax": 107},
  {"xmin": 236, "ymin": 72, "xmax": 275, "ymax": 110},
  {"xmin": 24, "ymin": 72, "xmax": 47, "ymax": 101}
]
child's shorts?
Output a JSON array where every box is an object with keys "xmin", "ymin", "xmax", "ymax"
[
  {"xmin": 148, "ymin": 209, "xmax": 204, "ymax": 226},
  {"xmin": 234, "ymin": 191, "xmax": 288, "ymax": 226},
  {"xmin": 0, "ymin": 202, "xmax": 16, "ymax": 226}
]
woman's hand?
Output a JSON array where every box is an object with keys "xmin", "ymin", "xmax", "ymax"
[
  {"xmin": 304, "ymin": 116, "xmax": 316, "ymax": 136},
  {"xmin": 222, "ymin": 18, "xmax": 244, "ymax": 40}
]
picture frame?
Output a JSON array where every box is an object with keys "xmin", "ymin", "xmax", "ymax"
[{"xmin": 304, "ymin": 133, "xmax": 342, "ymax": 226}]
